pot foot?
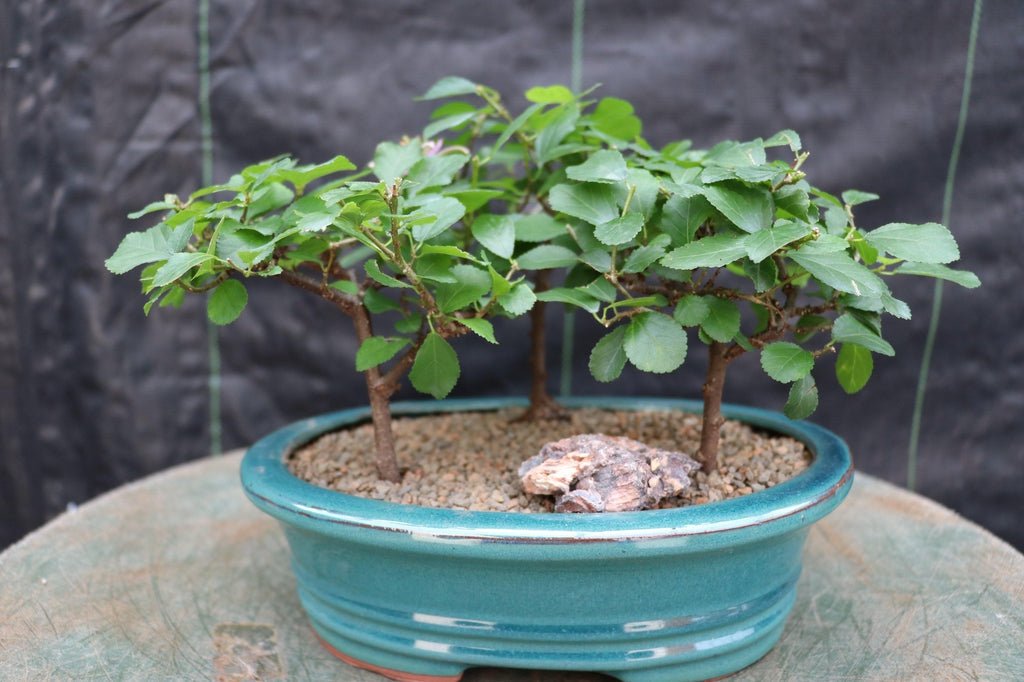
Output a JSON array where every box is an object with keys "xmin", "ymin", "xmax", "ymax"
[{"xmin": 315, "ymin": 632, "xmax": 465, "ymax": 681}]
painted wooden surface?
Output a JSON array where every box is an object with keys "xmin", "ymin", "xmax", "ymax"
[{"xmin": 1, "ymin": 452, "xmax": 1021, "ymax": 681}]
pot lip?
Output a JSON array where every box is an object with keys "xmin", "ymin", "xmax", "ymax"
[{"xmin": 241, "ymin": 396, "xmax": 853, "ymax": 542}]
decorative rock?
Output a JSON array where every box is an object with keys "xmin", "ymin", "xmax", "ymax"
[{"xmin": 518, "ymin": 434, "xmax": 700, "ymax": 512}]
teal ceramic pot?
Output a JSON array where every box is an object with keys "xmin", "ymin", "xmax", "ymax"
[{"xmin": 241, "ymin": 397, "xmax": 853, "ymax": 682}]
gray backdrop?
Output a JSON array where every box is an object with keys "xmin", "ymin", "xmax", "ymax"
[{"xmin": 2, "ymin": 0, "xmax": 1022, "ymax": 549}]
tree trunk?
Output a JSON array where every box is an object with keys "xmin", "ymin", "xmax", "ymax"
[
  {"xmin": 699, "ymin": 341, "xmax": 730, "ymax": 474},
  {"xmin": 351, "ymin": 304, "xmax": 402, "ymax": 482},
  {"xmin": 516, "ymin": 271, "xmax": 567, "ymax": 421}
]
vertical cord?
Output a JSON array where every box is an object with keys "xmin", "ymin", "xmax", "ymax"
[
  {"xmin": 198, "ymin": 0, "xmax": 221, "ymax": 455},
  {"xmin": 907, "ymin": 0, "xmax": 982, "ymax": 490},
  {"xmin": 560, "ymin": 0, "xmax": 585, "ymax": 398}
]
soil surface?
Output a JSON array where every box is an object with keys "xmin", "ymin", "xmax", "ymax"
[{"xmin": 287, "ymin": 408, "xmax": 811, "ymax": 512}]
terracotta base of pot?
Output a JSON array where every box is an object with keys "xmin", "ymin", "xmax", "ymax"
[{"xmin": 315, "ymin": 632, "xmax": 463, "ymax": 682}]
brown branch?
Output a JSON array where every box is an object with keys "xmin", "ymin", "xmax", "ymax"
[{"xmin": 279, "ymin": 268, "xmax": 358, "ymax": 314}]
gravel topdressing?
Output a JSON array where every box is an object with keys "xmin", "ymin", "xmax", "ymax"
[{"xmin": 287, "ymin": 408, "xmax": 811, "ymax": 513}]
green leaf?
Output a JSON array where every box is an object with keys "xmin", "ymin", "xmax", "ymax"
[
  {"xmin": 435, "ymin": 264, "xmax": 490, "ymax": 313},
  {"xmin": 673, "ymin": 295, "xmax": 710, "ymax": 327},
  {"xmin": 536, "ymin": 287, "xmax": 600, "ymax": 313},
  {"xmin": 578, "ymin": 248, "xmax": 612, "ymax": 273},
  {"xmin": 492, "ymin": 102, "xmax": 544, "ymax": 155},
  {"xmin": 409, "ymin": 197, "xmax": 466, "ymax": 241},
  {"xmin": 460, "ymin": 318, "xmax": 497, "ymax": 344},
  {"xmin": 589, "ymin": 326, "xmax": 628, "ymax": 382},
  {"xmin": 423, "ymin": 111, "xmax": 477, "ymax": 139},
  {"xmin": 794, "ymin": 314, "xmax": 830, "ymax": 342},
  {"xmin": 514, "ymin": 213, "xmax": 566, "ymax": 242},
  {"xmin": 702, "ymin": 182, "xmax": 774, "ymax": 233},
  {"xmin": 330, "ymin": 280, "xmax": 358, "ymax": 295},
  {"xmin": 497, "ymin": 282, "xmax": 536, "ymax": 315},
  {"xmin": 127, "ymin": 199, "xmax": 176, "ymax": 219},
  {"xmin": 489, "ymin": 266, "xmax": 512, "ymax": 298},
  {"xmin": 590, "ymin": 97, "xmax": 641, "ymax": 140},
  {"xmin": 525, "ymin": 85, "xmax": 574, "ymax": 104},
  {"xmin": 419, "ymin": 76, "xmax": 478, "ymax": 100},
  {"xmin": 471, "ymin": 214, "xmax": 516, "ymax": 259},
  {"xmin": 446, "ymin": 189, "xmax": 503, "ymax": 212},
  {"xmin": 356, "ymin": 337, "xmax": 409, "ymax": 371},
  {"xmin": 765, "ymin": 129, "xmax": 803, "ymax": 153},
  {"xmin": 278, "ymin": 155, "xmax": 356, "ymax": 194},
  {"xmin": 784, "ymin": 374, "xmax": 818, "ymax": 419},
  {"xmin": 624, "ymin": 312, "xmax": 687, "ymax": 374},
  {"xmin": 624, "ymin": 168, "xmax": 660, "ymax": 218},
  {"xmin": 419, "ymin": 244, "xmax": 479, "ymax": 262},
  {"xmin": 566, "ymin": 149, "xmax": 628, "ymax": 184},
  {"xmin": 743, "ymin": 221, "xmax": 810, "ymax": 263},
  {"xmin": 548, "ymin": 182, "xmax": 621, "ymax": 225},
  {"xmin": 760, "ymin": 342, "xmax": 814, "ymax": 383},
  {"xmin": 106, "ymin": 222, "xmax": 192, "ymax": 274},
  {"xmin": 743, "ymin": 257, "xmax": 778, "ymax": 292},
  {"xmin": 701, "ymin": 297, "xmax": 741, "ymax": 342},
  {"xmin": 775, "ymin": 186, "xmax": 811, "ymax": 220},
  {"xmin": 364, "ymin": 288, "xmax": 400, "ymax": 313},
  {"xmin": 395, "ymin": 313, "xmax": 423, "ymax": 334},
  {"xmin": 207, "ymin": 279, "xmax": 248, "ymax": 325},
  {"xmin": 864, "ymin": 222, "xmax": 959, "ymax": 264},
  {"xmin": 661, "ymin": 232, "xmax": 748, "ymax": 270},
  {"xmin": 152, "ymin": 252, "xmax": 214, "ymax": 287},
  {"xmin": 372, "ymin": 141, "xmax": 423, "ymax": 182},
  {"xmin": 832, "ymin": 313, "xmax": 895, "ymax": 356},
  {"xmin": 881, "ymin": 293, "xmax": 912, "ymax": 319},
  {"xmin": 789, "ymin": 248, "xmax": 885, "ymax": 296},
  {"xmin": 621, "ymin": 235, "xmax": 670, "ymax": 274},
  {"xmin": 835, "ymin": 343, "xmax": 873, "ymax": 394},
  {"xmin": 365, "ymin": 260, "xmax": 411, "ymax": 289},
  {"xmin": 580, "ymin": 276, "xmax": 617, "ymax": 302},
  {"xmin": 536, "ymin": 105, "xmax": 580, "ymax": 164},
  {"xmin": 516, "ymin": 244, "xmax": 578, "ymax": 270},
  {"xmin": 894, "ymin": 262, "xmax": 980, "ymax": 288},
  {"xmin": 841, "ymin": 190, "xmax": 879, "ymax": 206},
  {"xmin": 406, "ymin": 154, "xmax": 469, "ymax": 191},
  {"xmin": 594, "ymin": 212, "xmax": 644, "ymax": 246},
  {"xmin": 824, "ymin": 205, "xmax": 848, "ymax": 234},
  {"xmin": 660, "ymin": 194, "xmax": 713, "ymax": 246},
  {"xmin": 409, "ymin": 333, "xmax": 460, "ymax": 399}
]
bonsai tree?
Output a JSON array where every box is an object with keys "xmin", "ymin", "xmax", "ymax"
[{"xmin": 107, "ymin": 77, "xmax": 979, "ymax": 484}]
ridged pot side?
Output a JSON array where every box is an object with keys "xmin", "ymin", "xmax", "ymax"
[{"xmin": 242, "ymin": 397, "xmax": 854, "ymax": 682}]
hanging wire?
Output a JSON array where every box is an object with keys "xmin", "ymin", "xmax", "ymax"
[
  {"xmin": 198, "ymin": 0, "xmax": 222, "ymax": 455},
  {"xmin": 560, "ymin": 0, "xmax": 586, "ymax": 397},
  {"xmin": 907, "ymin": 0, "xmax": 983, "ymax": 490}
]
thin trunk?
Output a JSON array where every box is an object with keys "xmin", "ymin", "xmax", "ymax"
[
  {"xmin": 699, "ymin": 341, "xmax": 729, "ymax": 474},
  {"xmin": 516, "ymin": 271, "xmax": 567, "ymax": 421},
  {"xmin": 352, "ymin": 305, "xmax": 402, "ymax": 482}
]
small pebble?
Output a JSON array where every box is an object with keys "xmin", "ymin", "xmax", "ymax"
[{"xmin": 288, "ymin": 409, "xmax": 810, "ymax": 513}]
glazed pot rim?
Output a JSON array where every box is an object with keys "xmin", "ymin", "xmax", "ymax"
[{"xmin": 241, "ymin": 396, "xmax": 853, "ymax": 542}]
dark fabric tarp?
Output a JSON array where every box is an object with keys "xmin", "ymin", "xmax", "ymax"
[{"xmin": 1, "ymin": 0, "xmax": 1022, "ymax": 549}]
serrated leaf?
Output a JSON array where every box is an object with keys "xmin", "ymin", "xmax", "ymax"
[
  {"xmin": 498, "ymin": 282, "xmax": 536, "ymax": 315},
  {"xmin": 580, "ymin": 276, "xmax": 617, "ymax": 302},
  {"xmin": 514, "ymin": 213, "xmax": 566, "ymax": 242},
  {"xmin": 894, "ymin": 262, "xmax": 980, "ymax": 288},
  {"xmin": 409, "ymin": 197, "xmax": 466, "ymax": 241},
  {"xmin": 789, "ymin": 248, "xmax": 885, "ymax": 296},
  {"xmin": 406, "ymin": 154, "xmax": 469, "ymax": 191},
  {"xmin": 881, "ymin": 293, "xmax": 912, "ymax": 319},
  {"xmin": 594, "ymin": 212, "xmax": 644, "ymax": 246},
  {"xmin": 864, "ymin": 222, "xmax": 959, "ymax": 264},
  {"xmin": 743, "ymin": 257, "xmax": 778, "ymax": 292},
  {"xmin": 536, "ymin": 105, "xmax": 580, "ymax": 164},
  {"xmin": 409, "ymin": 333, "xmax": 460, "ymax": 399},
  {"xmin": 356, "ymin": 337, "xmax": 409, "ymax": 371},
  {"xmin": 460, "ymin": 317, "xmax": 497, "ymax": 344},
  {"xmin": 775, "ymin": 185, "xmax": 810, "ymax": 220},
  {"xmin": 278, "ymin": 155, "xmax": 356, "ymax": 194},
  {"xmin": 419, "ymin": 76, "xmax": 478, "ymax": 100},
  {"xmin": 589, "ymin": 326, "xmax": 628, "ymax": 382},
  {"xmin": 661, "ymin": 232, "xmax": 748, "ymax": 270},
  {"xmin": 622, "ymin": 234, "xmax": 671, "ymax": 273},
  {"xmin": 372, "ymin": 141, "xmax": 423, "ymax": 183},
  {"xmin": 702, "ymin": 181, "xmax": 774, "ymax": 233},
  {"xmin": 365, "ymin": 260, "xmax": 411, "ymax": 289},
  {"xmin": 590, "ymin": 97, "xmax": 642, "ymax": 140},
  {"xmin": 835, "ymin": 343, "xmax": 873, "ymax": 394},
  {"xmin": 765, "ymin": 129, "xmax": 803, "ymax": 153},
  {"xmin": 106, "ymin": 222, "xmax": 192, "ymax": 274},
  {"xmin": 660, "ymin": 194, "xmax": 713, "ymax": 246},
  {"xmin": 673, "ymin": 295, "xmax": 710, "ymax": 327},
  {"xmin": 536, "ymin": 288, "xmax": 601, "ymax": 313},
  {"xmin": 841, "ymin": 190, "xmax": 879, "ymax": 206},
  {"xmin": 832, "ymin": 313, "xmax": 895, "ymax": 356},
  {"xmin": 435, "ymin": 264, "xmax": 490, "ymax": 313},
  {"xmin": 701, "ymin": 297, "xmax": 741, "ymax": 342},
  {"xmin": 471, "ymin": 214, "xmax": 515, "ymax": 259},
  {"xmin": 207, "ymin": 279, "xmax": 247, "ymax": 325},
  {"xmin": 743, "ymin": 221, "xmax": 810, "ymax": 262},
  {"xmin": 516, "ymin": 244, "xmax": 578, "ymax": 270},
  {"xmin": 784, "ymin": 374, "xmax": 818, "ymax": 419},
  {"xmin": 624, "ymin": 312, "xmax": 687, "ymax": 374},
  {"xmin": 578, "ymin": 249, "xmax": 612, "ymax": 273},
  {"xmin": 548, "ymin": 182, "xmax": 621, "ymax": 226},
  {"xmin": 761, "ymin": 342, "xmax": 814, "ymax": 383},
  {"xmin": 152, "ymin": 252, "xmax": 214, "ymax": 287},
  {"xmin": 566, "ymin": 149, "xmax": 628, "ymax": 184}
]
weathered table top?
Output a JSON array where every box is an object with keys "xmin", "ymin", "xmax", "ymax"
[{"xmin": 1, "ymin": 452, "xmax": 1022, "ymax": 682}]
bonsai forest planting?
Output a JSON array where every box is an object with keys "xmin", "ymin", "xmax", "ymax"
[{"xmin": 107, "ymin": 76, "xmax": 979, "ymax": 496}]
